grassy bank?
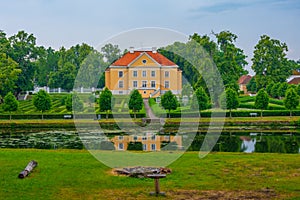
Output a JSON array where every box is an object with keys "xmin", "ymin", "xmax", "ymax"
[
  {"xmin": 0, "ymin": 149, "xmax": 299, "ymax": 199},
  {"xmin": 1, "ymin": 117, "xmax": 300, "ymax": 130}
]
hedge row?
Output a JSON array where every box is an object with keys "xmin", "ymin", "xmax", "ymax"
[
  {"xmin": 0, "ymin": 113, "xmax": 146, "ymax": 120},
  {"xmin": 239, "ymin": 103, "xmax": 285, "ymax": 110},
  {"xmin": 159, "ymin": 110, "xmax": 300, "ymax": 118}
]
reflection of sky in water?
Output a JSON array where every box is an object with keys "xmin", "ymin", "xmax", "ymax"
[{"xmin": 241, "ymin": 138, "xmax": 256, "ymax": 153}]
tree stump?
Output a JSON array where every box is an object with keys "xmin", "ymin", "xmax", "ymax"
[{"xmin": 18, "ymin": 160, "xmax": 38, "ymax": 179}]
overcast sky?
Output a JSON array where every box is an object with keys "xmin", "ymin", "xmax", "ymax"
[{"xmin": 1, "ymin": 0, "xmax": 299, "ymax": 73}]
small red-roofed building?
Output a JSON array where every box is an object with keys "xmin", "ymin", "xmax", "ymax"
[
  {"xmin": 238, "ymin": 75, "xmax": 252, "ymax": 94},
  {"xmin": 105, "ymin": 47, "xmax": 182, "ymax": 98}
]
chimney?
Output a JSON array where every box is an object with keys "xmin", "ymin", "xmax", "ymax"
[
  {"xmin": 129, "ymin": 47, "xmax": 134, "ymax": 53},
  {"xmin": 152, "ymin": 47, "xmax": 157, "ymax": 53}
]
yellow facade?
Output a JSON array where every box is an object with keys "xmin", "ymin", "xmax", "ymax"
[
  {"xmin": 111, "ymin": 134, "xmax": 183, "ymax": 151},
  {"xmin": 105, "ymin": 51, "xmax": 182, "ymax": 98}
]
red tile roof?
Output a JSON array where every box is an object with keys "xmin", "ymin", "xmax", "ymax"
[
  {"xmin": 111, "ymin": 51, "xmax": 176, "ymax": 66},
  {"xmin": 238, "ymin": 75, "xmax": 252, "ymax": 85},
  {"xmin": 288, "ymin": 77, "xmax": 300, "ymax": 84}
]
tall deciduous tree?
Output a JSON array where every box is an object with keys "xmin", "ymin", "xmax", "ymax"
[
  {"xmin": 2, "ymin": 92, "xmax": 19, "ymax": 120},
  {"xmin": 8, "ymin": 31, "xmax": 39, "ymax": 96},
  {"xmin": 255, "ymin": 89, "xmax": 269, "ymax": 118},
  {"xmin": 33, "ymin": 90, "xmax": 52, "ymax": 120},
  {"xmin": 128, "ymin": 89, "xmax": 143, "ymax": 119},
  {"xmin": 284, "ymin": 88, "xmax": 299, "ymax": 117},
  {"xmin": 252, "ymin": 35, "xmax": 291, "ymax": 89},
  {"xmin": 0, "ymin": 53, "xmax": 21, "ymax": 97},
  {"xmin": 270, "ymin": 83, "xmax": 281, "ymax": 99},
  {"xmin": 99, "ymin": 87, "xmax": 113, "ymax": 119},
  {"xmin": 101, "ymin": 43, "xmax": 121, "ymax": 64},
  {"xmin": 161, "ymin": 91, "xmax": 178, "ymax": 118},
  {"xmin": 219, "ymin": 88, "xmax": 239, "ymax": 118},
  {"xmin": 191, "ymin": 87, "xmax": 209, "ymax": 116}
]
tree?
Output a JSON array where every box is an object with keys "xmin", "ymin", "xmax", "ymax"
[
  {"xmin": 278, "ymin": 82, "xmax": 289, "ymax": 98},
  {"xmin": 284, "ymin": 88, "xmax": 299, "ymax": 117},
  {"xmin": 2, "ymin": 92, "xmax": 18, "ymax": 120},
  {"xmin": 161, "ymin": 91, "xmax": 178, "ymax": 118},
  {"xmin": 101, "ymin": 43, "xmax": 121, "ymax": 64},
  {"xmin": 65, "ymin": 92, "xmax": 84, "ymax": 113},
  {"xmin": 48, "ymin": 62, "xmax": 76, "ymax": 91},
  {"xmin": 219, "ymin": 88, "xmax": 239, "ymax": 118},
  {"xmin": 255, "ymin": 89, "xmax": 269, "ymax": 117},
  {"xmin": 32, "ymin": 90, "xmax": 52, "ymax": 120},
  {"xmin": 0, "ymin": 53, "xmax": 21, "ymax": 97},
  {"xmin": 270, "ymin": 83, "xmax": 281, "ymax": 99},
  {"xmin": 99, "ymin": 87, "xmax": 113, "ymax": 119},
  {"xmin": 266, "ymin": 82, "xmax": 274, "ymax": 96},
  {"xmin": 7, "ymin": 31, "xmax": 39, "ymax": 96},
  {"xmin": 190, "ymin": 87, "xmax": 209, "ymax": 116},
  {"xmin": 128, "ymin": 89, "xmax": 143, "ymax": 119},
  {"xmin": 252, "ymin": 35, "xmax": 291, "ymax": 89},
  {"xmin": 246, "ymin": 77, "xmax": 257, "ymax": 93},
  {"xmin": 35, "ymin": 47, "xmax": 59, "ymax": 87}
]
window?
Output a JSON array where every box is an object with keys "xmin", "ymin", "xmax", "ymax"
[
  {"xmin": 119, "ymin": 71, "xmax": 123, "ymax": 78},
  {"xmin": 142, "ymin": 59, "xmax": 147, "ymax": 64},
  {"xmin": 151, "ymin": 71, "xmax": 155, "ymax": 77},
  {"xmin": 143, "ymin": 144, "xmax": 147, "ymax": 151},
  {"xmin": 119, "ymin": 91, "xmax": 123, "ymax": 94},
  {"xmin": 151, "ymin": 135, "xmax": 156, "ymax": 140},
  {"xmin": 133, "ymin": 136, "xmax": 138, "ymax": 141},
  {"xmin": 151, "ymin": 144, "xmax": 156, "ymax": 151},
  {"xmin": 133, "ymin": 81, "xmax": 138, "ymax": 88},
  {"xmin": 118, "ymin": 143, "xmax": 124, "ymax": 150},
  {"xmin": 142, "ymin": 136, "xmax": 147, "ymax": 140},
  {"xmin": 142, "ymin": 70, "xmax": 147, "ymax": 77},
  {"xmin": 118, "ymin": 81, "xmax": 123, "ymax": 88},
  {"xmin": 165, "ymin": 71, "xmax": 169, "ymax": 77},
  {"xmin": 151, "ymin": 81, "xmax": 156, "ymax": 88},
  {"xmin": 133, "ymin": 71, "xmax": 137, "ymax": 77},
  {"xmin": 142, "ymin": 81, "xmax": 147, "ymax": 88},
  {"xmin": 165, "ymin": 81, "xmax": 169, "ymax": 88},
  {"xmin": 118, "ymin": 136, "xmax": 123, "ymax": 140}
]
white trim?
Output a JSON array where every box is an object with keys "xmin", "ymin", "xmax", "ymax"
[{"xmin": 128, "ymin": 52, "xmax": 161, "ymax": 67}]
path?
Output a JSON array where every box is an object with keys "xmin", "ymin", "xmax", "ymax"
[{"xmin": 143, "ymin": 99, "xmax": 159, "ymax": 119}]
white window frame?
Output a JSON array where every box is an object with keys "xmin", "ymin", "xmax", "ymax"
[
  {"xmin": 142, "ymin": 70, "xmax": 147, "ymax": 77},
  {"xmin": 118, "ymin": 80, "xmax": 124, "ymax": 88},
  {"xmin": 119, "ymin": 71, "xmax": 123, "ymax": 78},
  {"xmin": 142, "ymin": 81, "xmax": 147, "ymax": 88},
  {"xmin": 151, "ymin": 144, "xmax": 156, "ymax": 151},
  {"xmin": 151, "ymin": 70, "xmax": 156, "ymax": 77},
  {"xmin": 151, "ymin": 81, "xmax": 156, "ymax": 88},
  {"xmin": 133, "ymin": 81, "xmax": 138, "ymax": 88},
  {"xmin": 118, "ymin": 143, "xmax": 124, "ymax": 150},
  {"xmin": 165, "ymin": 71, "xmax": 169, "ymax": 78},
  {"xmin": 165, "ymin": 81, "xmax": 169, "ymax": 88},
  {"xmin": 143, "ymin": 144, "xmax": 147, "ymax": 151},
  {"xmin": 133, "ymin": 70, "xmax": 138, "ymax": 77}
]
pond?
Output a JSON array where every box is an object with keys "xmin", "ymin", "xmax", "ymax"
[{"xmin": 0, "ymin": 128, "xmax": 299, "ymax": 153}]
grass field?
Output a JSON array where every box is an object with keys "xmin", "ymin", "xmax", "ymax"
[{"xmin": 0, "ymin": 149, "xmax": 299, "ymax": 200}]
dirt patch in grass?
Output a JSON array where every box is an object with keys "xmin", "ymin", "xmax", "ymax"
[{"xmin": 168, "ymin": 189, "xmax": 278, "ymax": 200}]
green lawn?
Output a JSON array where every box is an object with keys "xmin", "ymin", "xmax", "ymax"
[{"xmin": 0, "ymin": 149, "xmax": 299, "ymax": 199}]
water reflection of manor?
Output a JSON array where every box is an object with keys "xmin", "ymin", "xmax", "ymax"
[{"xmin": 111, "ymin": 133, "xmax": 182, "ymax": 151}]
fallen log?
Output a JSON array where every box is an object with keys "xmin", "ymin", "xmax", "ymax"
[{"xmin": 18, "ymin": 160, "xmax": 38, "ymax": 179}]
